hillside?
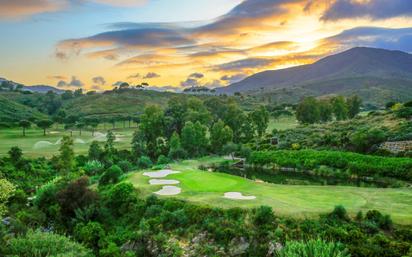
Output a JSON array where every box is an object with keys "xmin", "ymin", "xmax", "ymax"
[
  {"xmin": 0, "ymin": 95, "xmax": 47, "ymax": 125},
  {"xmin": 62, "ymin": 89, "xmax": 178, "ymax": 117},
  {"xmin": 218, "ymin": 47, "xmax": 412, "ymax": 105}
]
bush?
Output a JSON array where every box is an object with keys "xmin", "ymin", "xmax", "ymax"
[
  {"xmin": 83, "ymin": 160, "xmax": 104, "ymax": 176},
  {"xmin": 157, "ymin": 155, "xmax": 170, "ymax": 165},
  {"xmin": 276, "ymin": 239, "xmax": 350, "ymax": 257},
  {"xmin": 137, "ymin": 156, "xmax": 153, "ymax": 169},
  {"xmin": 117, "ymin": 160, "xmax": 133, "ymax": 173},
  {"xmin": 99, "ymin": 165, "xmax": 123, "ymax": 185},
  {"xmin": 6, "ymin": 230, "xmax": 92, "ymax": 257}
]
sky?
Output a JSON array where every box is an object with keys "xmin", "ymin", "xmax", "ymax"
[{"xmin": 1, "ymin": 0, "xmax": 412, "ymax": 91}]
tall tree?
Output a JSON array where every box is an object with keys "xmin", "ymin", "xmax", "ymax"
[
  {"xmin": 250, "ymin": 106, "xmax": 270, "ymax": 137},
  {"xmin": 332, "ymin": 96, "xmax": 348, "ymax": 121},
  {"xmin": 296, "ymin": 97, "xmax": 320, "ymax": 124},
  {"xmin": 19, "ymin": 120, "xmax": 31, "ymax": 137},
  {"xmin": 140, "ymin": 105, "xmax": 165, "ymax": 157},
  {"xmin": 181, "ymin": 121, "xmax": 208, "ymax": 157},
  {"xmin": 318, "ymin": 100, "xmax": 333, "ymax": 123},
  {"xmin": 210, "ymin": 120, "xmax": 233, "ymax": 153},
  {"xmin": 36, "ymin": 119, "xmax": 53, "ymax": 136},
  {"xmin": 58, "ymin": 136, "xmax": 75, "ymax": 174},
  {"xmin": 131, "ymin": 129, "xmax": 147, "ymax": 160},
  {"xmin": 347, "ymin": 95, "xmax": 362, "ymax": 118}
]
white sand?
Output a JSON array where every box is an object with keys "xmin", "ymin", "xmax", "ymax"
[
  {"xmin": 155, "ymin": 186, "xmax": 181, "ymax": 196},
  {"xmin": 149, "ymin": 179, "xmax": 180, "ymax": 185},
  {"xmin": 143, "ymin": 169, "xmax": 181, "ymax": 178},
  {"xmin": 224, "ymin": 192, "xmax": 256, "ymax": 200}
]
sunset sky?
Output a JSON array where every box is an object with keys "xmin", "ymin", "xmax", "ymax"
[{"xmin": 1, "ymin": 0, "xmax": 412, "ymax": 91}]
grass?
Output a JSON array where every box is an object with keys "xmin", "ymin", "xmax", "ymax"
[
  {"xmin": 126, "ymin": 157, "xmax": 412, "ymax": 225},
  {"xmin": 0, "ymin": 122, "xmax": 135, "ymax": 158},
  {"xmin": 267, "ymin": 116, "xmax": 298, "ymax": 132}
]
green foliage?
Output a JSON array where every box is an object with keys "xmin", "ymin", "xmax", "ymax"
[
  {"xmin": 349, "ymin": 128, "xmax": 387, "ymax": 153},
  {"xmin": 0, "ymin": 178, "xmax": 15, "ymax": 217},
  {"xmin": 168, "ymin": 132, "xmax": 186, "ymax": 160},
  {"xmin": 210, "ymin": 120, "xmax": 233, "ymax": 153},
  {"xmin": 6, "ymin": 230, "xmax": 92, "ymax": 257},
  {"xmin": 276, "ymin": 239, "xmax": 350, "ymax": 257},
  {"xmin": 250, "ymin": 106, "xmax": 270, "ymax": 137},
  {"xmin": 58, "ymin": 136, "xmax": 75, "ymax": 174},
  {"xmin": 137, "ymin": 156, "xmax": 153, "ymax": 169},
  {"xmin": 157, "ymin": 155, "xmax": 170, "ymax": 165},
  {"xmin": 296, "ymin": 97, "xmax": 320, "ymax": 124},
  {"xmin": 36, "ymin": 119, "xmax": 53, "ymax": 136},
  {"xmin": 332, "ymin": 96, "xmax": 349, "ymax": 121},
  {"xmin": 99, "ymin": 165, "xmax": 123, "ymax": 185},
  {"xmin": 19, "ymin": 120, "xmax": 31, "ymax": 136},
  {"xmin": 181, "ymin": 121, "xmax": 208, "ymax": 157},
  {"xmin": 249, "ymin": 150, "xmax": 412, "ymax": 181},
  {"xmin": 83, "ymin": 160, "xmax": 104, "ymax": 176},
  {"xmin": 88, "ymin": 141, "xmax": 103, "ymax": 161}
]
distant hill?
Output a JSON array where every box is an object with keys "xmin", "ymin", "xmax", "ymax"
[
  {"xmin": 0, "ymin": 77, "xmax": 63, "ymax": 94},
  {"xmin": 218, "ymin": 47, "xmax": 412, "ymax": 105}
]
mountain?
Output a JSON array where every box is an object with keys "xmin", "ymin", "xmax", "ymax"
[
  {"xmin": 218, "ymin": 47, "xmax": 412, "ymax": 105},
  {"xmin": 0, "ymin": 95, "xmax": 47, "ymax": 125},
  {"xmin": 0, "ymin": 77, "xmax": 63, "ymax": 94}
]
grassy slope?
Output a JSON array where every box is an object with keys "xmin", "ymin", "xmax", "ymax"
[
  {"xmin": 127, "ymin": 157, "xmax": 412, "ymax": 225},
  {"xmin": 0, "ymin": 95, "xmax": 46, "ymax": 123},
  {"xmin": 0, "ymin": 124, "xmax": 135, "ymax": 158}
]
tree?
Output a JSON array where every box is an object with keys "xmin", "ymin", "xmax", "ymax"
[
  {"xmin": 99, "ymin": 165, "xmax": 122, "ymax": 185},
  {"xmin": 318, "ymin": 100, "xmax": 333, "ymax": 123},
  {"xmin": 181, "ymin": 121, "xmax": 208, "ymax": 157},
  {"xmin": 75, "ymin": 120, "xmax": 86, "ymax": 136},
  {"xmin": 105, "ymin": 130, "xmax": 116, "ymax": 157},
  {"xmin": 210, "ymin": 120, "xmax": 233, "ymax": 153},
  {"xmin": 168, "ymin": 132, "xmax": 186, "ymax": 160},
  {"xmin": 347, "ymin": 95, "xmax": 362, "ymax": 118},
  {"xmin": 85, "ymin": 118, "xmax": 99, "ymax": 136},
  {"xmin": 131, "ymin": 129, "xmax": 147, "ymax": 160},
  {"xmin": 140, "ymin": 105, "xmax": 165, "ymax": 158},
  {"xmin": 332, "ymin": 96, "xmax": 348, "ymax": 121},
  {"xmin": 88, "ymin": 141, "xmax": 103, "ymax": 161},
  {"xmin": 53, "ymin": 109, "xmax": 66, "ymax": 129},
  {"xmin": 6, "ymin": 230, "xmax": 92, "ymax": 257},
  {"xmin": 296, "ymin": 97, "xmax": 320, "ymax": 124},
  {"xmin": 74, "ymin": 88, "xmax": 83, "ymax": 97},
  {"xmin": 36, "ymin": 119, "xmax": 53, "ymax": 136},
  {"xmin": 250, "ymin": 106, "xmax": 269, "ymax": 137},
  {"xmin": 222, "ymin": 142, "xmax": 238, "ymax": 160},
  {"xmin": 8, "ymin": 146, "xmax": 23, "ymax": 165},
  {"xmin": 58, "ymin": 136, "xmax": 75, "ymax": 174},
  {"xmin": 19, "ymin": 120, "xmax": 31, "ymax": 137}
]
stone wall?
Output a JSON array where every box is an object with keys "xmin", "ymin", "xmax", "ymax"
[{"xmin": 380, "ymin": 141, "xmax": 412, "ymax": 153}]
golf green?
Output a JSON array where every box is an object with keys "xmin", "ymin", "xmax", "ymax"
[{"xmin": 127, "ymin": 157, "xmax": 412, "ymax": 225}]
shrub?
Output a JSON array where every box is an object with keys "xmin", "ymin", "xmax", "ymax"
[
  {"xmin": 83, "ymin": 160, "xmax": 104, "ymax": 176},
  {"xmin": 276, "ymin": 239, "xmax": 350, "ymax": 257},
  {"xmin": 6, "ymin": 230, "xmax": 92, "ymax": 257},
  {"xmin": 157, "ymin": 155, "xmax": 170, "ymax": 165},
  {"xmin": 99, "ymin": 165, "xmax": 123, "ymax": 185},
  {"xmin": 137, "ymin": 156, "xmax": 153, "ymax": 169},
  {"xmin": 118, "ymin": 160, "xmax": 133, "ymax": 173}
]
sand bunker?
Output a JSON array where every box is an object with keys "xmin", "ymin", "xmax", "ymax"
[
  {"xmin": 149, "ymin": 179, "xmax": 180, "ymax": 185},
  {"xmin": 224, "ymin": 192, "xmax": 256, "ymax": 200},
  {"xmin": 155, "ymin": 186, "xmax": 181, "ymax": 196},
  {"xmin": 143, "ymin": 169, "xmax": 181, "ymax": 178}
]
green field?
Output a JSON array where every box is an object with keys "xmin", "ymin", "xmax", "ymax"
[
  {"xmin": 127, "ymin": 157, "xmax": 412, "ymax": 225},
  {"xmin": 0, "ymin": 122, "xmax": 135, "ymax": 157},
  {"xmin": 267, "ymin": 116, "xmax": 298, "ymax": 132}
]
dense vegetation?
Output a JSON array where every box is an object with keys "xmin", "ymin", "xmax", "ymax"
[
  {"xmin": 0, "ymin": 88, "xmax": 411, "ymax": 256},
  {"xmin": 249, "ymin": 150, "xmax": 412, "ymax": 182}
]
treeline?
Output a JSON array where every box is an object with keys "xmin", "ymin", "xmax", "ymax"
[
  {"xmin": 296, "ymin": 95, "xmax": 362, "ymax": 124},
  {"xmin": 249, "ymin": 150, "xmax": 412, "ymax": 181}
]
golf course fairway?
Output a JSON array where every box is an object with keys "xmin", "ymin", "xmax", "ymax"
[{"xmin": 126, "ymin": 157, "xmax": 412, "ymax": 225}]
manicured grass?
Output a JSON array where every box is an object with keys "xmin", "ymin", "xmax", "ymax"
[
  {"xmin": 127, "ymin": 157, "xmax": 412, "ymax": 224},
  {"xmin": 267, "ymin": 116, "xmax": 298, "ymax": 132},
  {"xmin": 0, "ymin": 123, "xmax": 135, "ymax": 158}
]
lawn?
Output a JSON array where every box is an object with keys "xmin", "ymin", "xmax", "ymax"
[
  {"xmin": 0, "ymin": 122, "xmax": 135, "ymax": 158},
  {"xmin": 127, "ymin": 157, "xmax": 412, "ymax": 225},
  {"xmin": 267, "ymin": 116, "xmax": 298, "ymax": 132}
]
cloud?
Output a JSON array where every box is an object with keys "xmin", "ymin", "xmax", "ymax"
[
  {"xmin": 189, "ymin": 72, "xmax": 204, "ymax": 79},
  {"xmin": 127, "ymin": 73, "xmax": 141, "ymax": 79},
  {"xmin": 221, "ymin": 73, "xmax": 247, "ymax": 84},
  {"xmin": 57, "ymin": 76, "xmax": 84, "ymax": 88},
  {"xmin": 92, "ymin": 76, "xmax": 106, "ymax": 85},
  {"xmin": 47, "ymin": 75, "xmax": 67, "ymax": 80},
  {"xmin": 143, "ymin": 72, "xmax": 161, "ymax": 79},
  {"xmin": 322, "ymin": 0, "xmax": 412, "ymax": 21},
  {"xmin": 327, "ymin": 27, "xmax": 412, "ymax": 53},
  {"xmin": 180, "ymin": 78, "xmax": 200, "ymax": 88},
  {"xmin": 89, "ymin": 0, "xmax": 148, "ymax": 7},
  {"xmin": 212, "ymin": 57, "xmax": 274, "ymax": 72},
  {"xmin": 0, "ymin": 0, "xmax": 67, "ymax": 20}
]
